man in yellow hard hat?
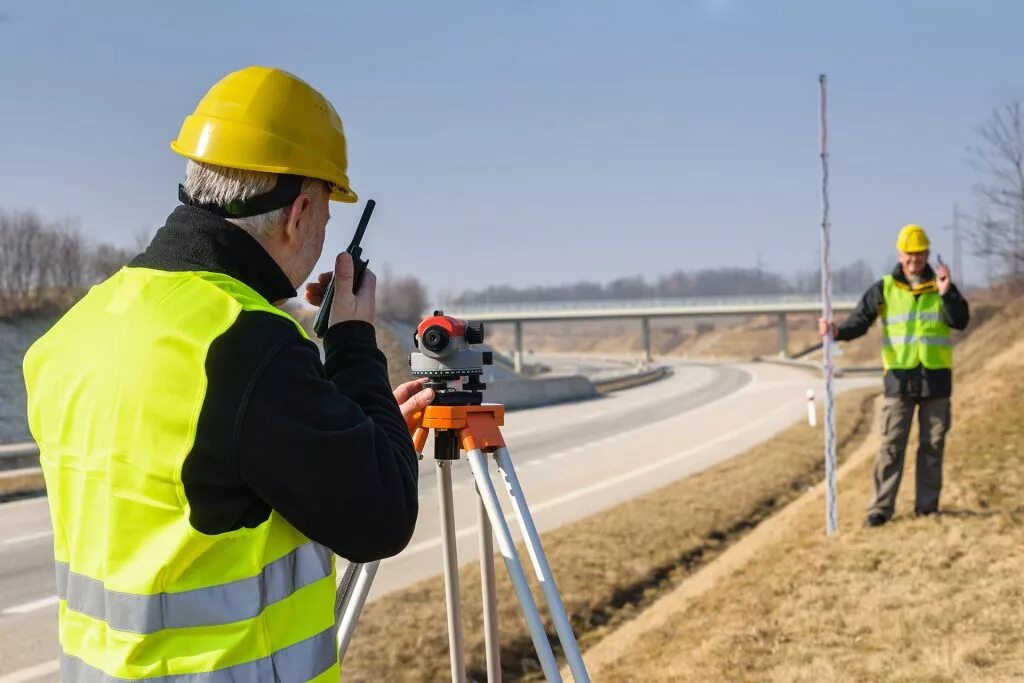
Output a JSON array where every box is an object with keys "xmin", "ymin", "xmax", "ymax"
[
  {"xmin": 820, "ymin": 224, "xmax": 969, "ymax": 527},
  {"xmin": 24, "ymin": 66, "xmax": 432, "ymax": 680}
]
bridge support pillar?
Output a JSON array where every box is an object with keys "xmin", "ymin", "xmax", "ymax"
[
  {"xmin": 513, "ymin": 320, "xmax": 524, "ymax": 374},
  {"xmin": 777, "ymin": 313, "xmax": 789, "ymax": 358},
  {"xmin": 640, "ymin": 316, "xmax": 652, "ymax": 364}
]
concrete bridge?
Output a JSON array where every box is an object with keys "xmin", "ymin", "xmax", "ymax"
[{"xmin": 445, "ymin": 295, "xmax": 860, "ymax": 372}]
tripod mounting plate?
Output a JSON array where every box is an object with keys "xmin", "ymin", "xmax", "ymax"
[{"xmin": 409, "ymin": 403, "xmax": 506, "ymax": 456}]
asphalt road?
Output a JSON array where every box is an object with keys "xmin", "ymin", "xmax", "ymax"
[{"xmin": 0, "ymin": 359, "xmax": 874, "ymax": 682}]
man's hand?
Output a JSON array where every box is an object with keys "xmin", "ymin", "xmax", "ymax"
[
  {"xmin": 818, "ymin": 318, "xmax": 838, "ymax": 338},
  {"xmin": 303, "ymin": 252, "xmax": 376, "ymax": 326},
  {"xmin": 303, "ymin": 270, "xmax": 333, "ymax": 306},
  {"xmin": 393, "ymin": 378, "xmax": 434, "ymax": 431},
  {"xmin": 936, "ymin": 261, "xmax": 951, "ymax": 295}
]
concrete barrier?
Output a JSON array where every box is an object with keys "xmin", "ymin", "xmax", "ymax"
[
  {"xmin": 0, "ymin": 442, "xmax": 39, "ymax": 459},
  {"xmin": 0, "ymin": 442, "xmax": 39, "ymax": 475},
  {"xmin": 484, "ymin": 363, "xmax": 671, "ymax": 410},
  {"xmin": 483, "ymin": 375, "xmax": 599, "ymax": 410},
  {"xmin": 0, "ymin": 467, "xmax": 45, "ymax": 497},
  {"xmin": 593, "ymin": 365, "xmax": 672, "ymax": 394}
]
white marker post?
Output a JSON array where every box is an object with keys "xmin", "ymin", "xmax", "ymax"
[
  {"xmin": 806, "ymin": 389, "xmax": 817, "ymax": 427},
  {"xmin": 819, "ymin": 74, "xmax": 838, "ymax": 535}
]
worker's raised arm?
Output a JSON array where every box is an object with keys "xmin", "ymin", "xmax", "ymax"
[
  {"xmin": 940, "ymin": 283, "xmax": 970, "ymax": 330},
  {"xmin": 237, "ymin": 320, "xmax": 421, "ymax": 562},
  {"xmin": 834, "ymin": 280, "xmax": 884, "ymax": 341}
]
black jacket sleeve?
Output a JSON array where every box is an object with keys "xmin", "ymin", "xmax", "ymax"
[
  {"xmin": 835, "ymin": 280, "xmax": 884, "ymax": 342},
  {"xmin": 237, "ymin": 320, "xmax": 419, "ymax": 562},
  {"xmin": 941, "ymin": 283, "xmax": 970, "ymax": 330}
]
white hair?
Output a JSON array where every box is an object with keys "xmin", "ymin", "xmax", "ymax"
[{"xmin": 184, "ymin": 160, "xmax": 328, "ymax": 240}]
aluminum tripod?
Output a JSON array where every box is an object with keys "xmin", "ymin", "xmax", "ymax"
[{"xmin": 335, "ymin": 402, "xmax": 590, "ymax": 682}]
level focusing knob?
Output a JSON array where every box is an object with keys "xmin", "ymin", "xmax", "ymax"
[{"xmin": 464, "ymin": 322, "xmax": 485, "ymax": 345}]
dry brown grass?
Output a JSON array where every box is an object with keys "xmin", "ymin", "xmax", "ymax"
[
  {"xmin": 340, "ymin": 387, "xmax": 879, "ymax": 681},
  {"xmin": 587, "ymin": 298, "xmax": 1024, "ymax": 682}
]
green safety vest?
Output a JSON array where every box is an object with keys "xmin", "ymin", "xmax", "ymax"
[
  {"xmin": 880, "ymin": 274, "xmax": 952, "ymax": 370},
  {"xmin": 23, "ymin": 267, "xmax": 339, "ymax": 682}
]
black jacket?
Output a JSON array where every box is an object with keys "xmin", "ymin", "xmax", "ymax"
[
  {"xmin": 836, "ymin": 264, "xmax": 970, "ymax": 398},
  {"xmin": 128, "ymin": 206, "xmax": 418, "ymax": 562}
]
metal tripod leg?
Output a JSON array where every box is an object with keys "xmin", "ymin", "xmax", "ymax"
[
  {"xmin": 336, "ymin": 560, "xmax": 379, "ymax": 661},
  {"xmin": 467, "ymin": 449, "xmax": 562, "ymax": 683},
  {"xmin": 438, "ymin": 459, "xmax": 467, "ymax": 683},
  {"xmin": 476, "ymin": 457, "xmax": 501, "ymax": 682},
  {"xmin": 494, "ymin": 447, "xmax": 590, "ymax": 683}
]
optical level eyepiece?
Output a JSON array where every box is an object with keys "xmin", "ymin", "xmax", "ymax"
[{"xmin": 421, "ymin": 326, "xmax": 450, "ymax": 353}]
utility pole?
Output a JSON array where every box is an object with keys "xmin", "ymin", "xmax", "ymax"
[
  {"xmin": 944, "ymin": 204, "xmax": 965, "ymax": 286},
  {"xmin": 953, "ymin": 204, "xmax": 963, "ymax": 285}
]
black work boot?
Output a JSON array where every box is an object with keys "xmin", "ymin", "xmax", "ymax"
[
  {"xmin": 913, "ymin": 507, "xmax": 938, "ymax": 517},
  {"xmin": 865, "ymin": 512, "xmax": 889, "ymax": 527}
]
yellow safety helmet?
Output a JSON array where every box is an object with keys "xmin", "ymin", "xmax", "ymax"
[
  {"xmin": 896, "ymin": 224, "xmax": 930, "ymax": 253},
  {"xmin": 171, "ymin": 66, "xmax": 356, "ymax": 203}
]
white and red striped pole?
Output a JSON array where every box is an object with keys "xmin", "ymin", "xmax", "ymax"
[{"xmin": 819, "ymin": 74, "xmax": 838, "ymax": 535}]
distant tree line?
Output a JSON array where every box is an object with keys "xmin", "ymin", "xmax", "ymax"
[
  {"xmin": 0, "ymin": 210, "xmax": 138, "ymax": 317},
  {"xmin": 453, "ymin": 261, "xmax": 876, "ymax": 306},
  {"xmin": 0, "ymin": 207, "xmax": 434, "ymax": 323}
]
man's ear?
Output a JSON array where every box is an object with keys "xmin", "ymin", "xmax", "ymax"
[{"xmin": 281, "ymin": 194, "xmax": 311, "ymax": 246}]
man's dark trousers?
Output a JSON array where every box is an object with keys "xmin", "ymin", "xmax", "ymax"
[{"xmin": 868, "ymin": 396, "xmax": 951, "ymax": 518}]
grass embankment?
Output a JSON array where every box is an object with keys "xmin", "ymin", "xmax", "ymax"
[
  {"xmin": 340, "ymin": 387, "xmax": 879, "ymax": 681},
  {"xmin": 587, "ymin": 297, "xmax": 1024, "ymax": 682}
]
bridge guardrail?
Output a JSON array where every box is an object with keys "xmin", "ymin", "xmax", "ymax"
[
  {"xmin": 445, "ymin": 294, "xmax": 864, "ymax": 316},
  {"xmin": 0, "ymin": 442, "xmax": 39, "ymax": 460}
]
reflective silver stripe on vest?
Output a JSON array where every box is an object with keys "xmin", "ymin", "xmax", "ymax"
[
  {"xmin": 882, "ymin": 335, "xmax": 951, "ymax": 347},
  {"xmin": 55, "ymin": 541, "xmax": 332, "ymax": 634},
  {"xmin": 882, "ymin": 312, "xmax": 944, "ymax": 325},
  {"xmin": 60, "ymin": 624, "xmax": 336, "ymax": 682}
]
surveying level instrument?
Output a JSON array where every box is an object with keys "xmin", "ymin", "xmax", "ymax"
[{"xmin": 335, "ymin": 312, "xmax": 591, "ymax": 682}]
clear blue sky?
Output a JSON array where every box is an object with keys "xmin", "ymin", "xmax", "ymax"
[{"xmin": 2, "ymin": 0, "xmax": 1021, "ymax": 296}]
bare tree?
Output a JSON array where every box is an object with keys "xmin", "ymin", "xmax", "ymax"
[
  {"xmin": 1, "ymin": 210, "xmax": 48, "ymax": 311},
  {"xmin": 968, "ymin": 102, "xmax": 1024, "ymax": 275},
  {"xmin": 51, "ymin": 220, "xmax": 89, "ymax": 301},
  {"xmin": 0, "ymin": 209, "xmax": 146, "ymax": 317},
  {"xmin": 377, "ymin": 270, "xmax": 428, "ymax": 323},
  {"xmin": 90, "ymin": 243, "xmax": 133, "ymax": 282}
]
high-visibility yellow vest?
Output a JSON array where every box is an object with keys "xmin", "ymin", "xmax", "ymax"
[
  {"xmin": 880, "ymin": 274, "xmax": 952, "ymax": 370},
  {"xmin": 23, "ymin": 267, "xmax": 339, "ymax": 682}
]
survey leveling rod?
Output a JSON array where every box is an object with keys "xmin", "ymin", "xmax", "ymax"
[{"xmin": 819, "ymin": 74, "xmax": 838, "ymax": 535}]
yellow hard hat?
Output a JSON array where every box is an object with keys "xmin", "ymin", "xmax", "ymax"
[
  {"xmin": 896, "ymin": 224, "xmax": 930, "ymax": 253},
  {"xmin": 171, "ymin": 66, "xmax": 356, "ymax": 203}
]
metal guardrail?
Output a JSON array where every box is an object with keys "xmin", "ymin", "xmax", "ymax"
[
  {"xmin": 592, "ymin": 365, "xmax": 673, "ymax": 395},
  {"xmin": 0, "ymin": 442, "xmax": 39, "ymax": 460},
  {"xmin": 444, "ymin": 295, "xmax": 861, "ymax": 322},
  {"xmin": 446, "ymin": 294, "xmax": 864, "ymax": 316}
]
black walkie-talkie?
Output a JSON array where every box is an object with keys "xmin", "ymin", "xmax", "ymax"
[{"xmin": 313, "ymin": 199, "xmax": 375, "ymax": 338}]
